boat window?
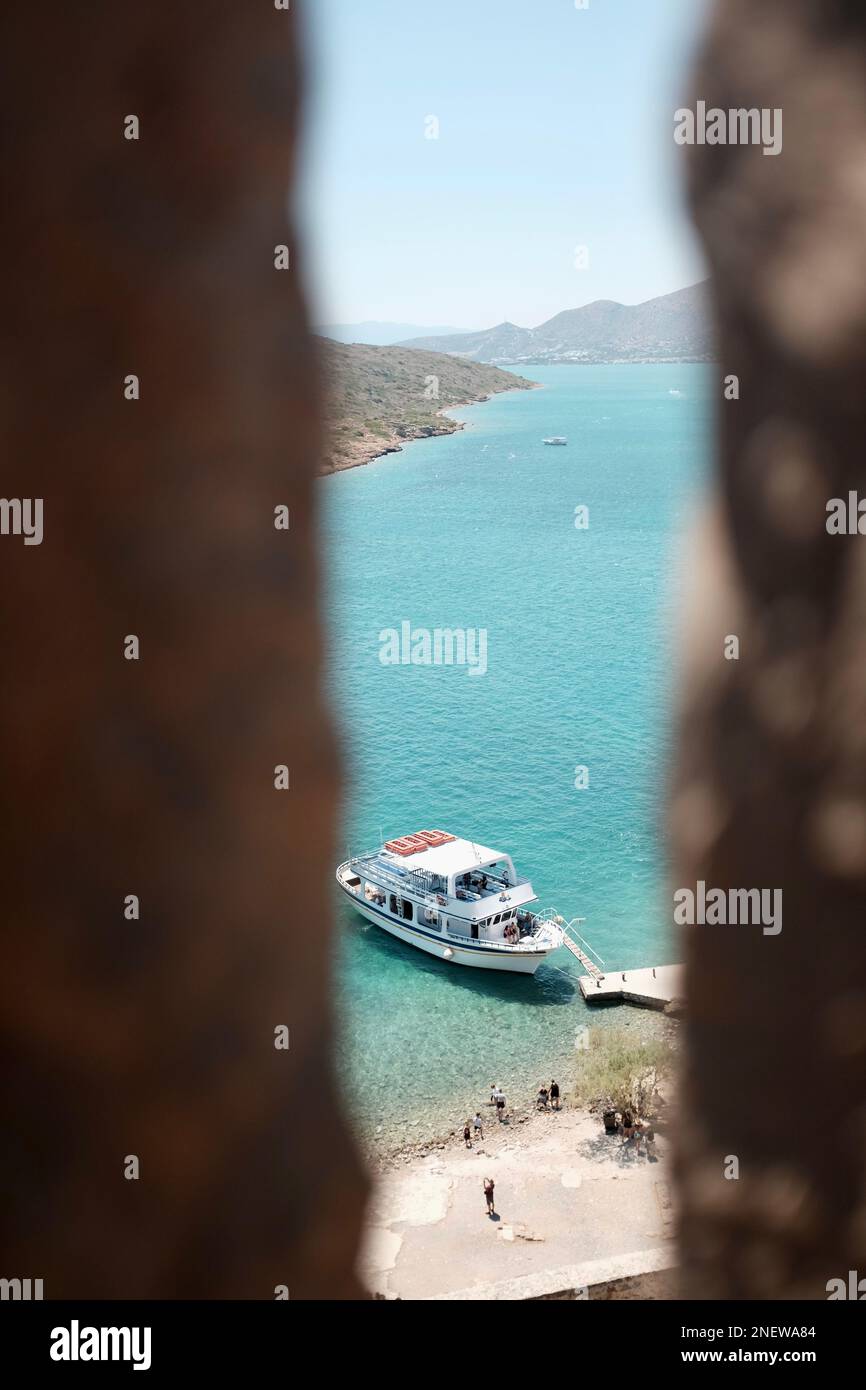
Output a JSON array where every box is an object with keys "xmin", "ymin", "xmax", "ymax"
[
  {"xmin": 401, "ymin": 898, "xmax": 413, "ymax": 921},
  {"xmin": 389, "ymin": 894, "xmax": 398, "ymax": 914},
  {"xmin": 493, "ymin": 914, "xmax": 501, "ymax": 925}
]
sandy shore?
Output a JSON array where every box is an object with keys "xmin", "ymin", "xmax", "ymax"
[
  {"xmin": 351, "ymin": 1008, "xmax": 679, "ymax": 1172},
  {"xmin": 359, "ymin": 1099, "xmax": 675, "ymax": 1299}
]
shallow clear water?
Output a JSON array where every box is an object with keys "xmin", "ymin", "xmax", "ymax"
[{"xmin": 320, "ymin": 363, "xmax": 711, "ymax": 1145}]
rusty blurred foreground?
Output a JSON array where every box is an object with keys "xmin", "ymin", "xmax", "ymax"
[{"xmin": 0, "ymin": 2, "xmax": 366, "ymax": 1298}]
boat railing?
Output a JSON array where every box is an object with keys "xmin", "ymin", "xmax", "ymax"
[
  {"xmin": 347, "ymin": 854, "xmax": 531, "ymax": 909},
  {"xmin": 455, "ymin": 872, "xmax": 532, "ymax": 905},
  {"xmin": 532, "ymin": 911, "xmax": 605, "ymax": 977},
  {"xmin": 563, "ymin": 918, "xmax": 604, "ymax": 969},
  {"xmin": 445, "ymin": 923, "xmax": 545, "ymax": 952},
  {"xmin": 348, "ymin": 855, "xmax": 444, "ymax": 906}
]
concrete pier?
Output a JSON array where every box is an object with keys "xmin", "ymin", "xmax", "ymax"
[{"xmin": 578, "ymin": 963, "xmax": 684, "ymax": 1010}]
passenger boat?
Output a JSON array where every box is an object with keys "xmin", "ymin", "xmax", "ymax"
[{"xmin": 336, "ymin": 830, "xmax": 565, "ymax": 974}]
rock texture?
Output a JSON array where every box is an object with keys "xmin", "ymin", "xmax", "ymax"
[
  {"xmin": 319, "ymin": 339, "xmax": 536, "ymax": 473},
  {"xmin": 0, "ymin": 2, "xmax": 366, "ymax": 1298},
  {"xmin": 673, "ymin": 0, "xmax": 866, "ymax": 1300}
]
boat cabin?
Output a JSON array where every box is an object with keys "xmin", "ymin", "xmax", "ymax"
[{"xmin": 353, "ymin": 830, "xmax": 539, "ymax": 944}]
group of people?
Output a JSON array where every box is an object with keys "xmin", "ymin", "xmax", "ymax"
[
  {"xmin": 459, "ymin": 1087, "xmax": 659, "ymax": 1224},
  {"xmin": 463, "ymin": 1113, "xmax": 485, "ymax": 1147},
  {"xmin": 456, "ymin": 869, "xmax": 510, "ymax": 896},
  {"xmin": 456, "ymin": 871, "xmax": 489, "ymax": 898},
  {"xmin": 489, "ymin": 1084, "xmax": 508, "ymax": 1120},
  {"xmin": 614, "ymin": 1108, "xmax": 657, "ymax": 1159},
  {"xmin": 536, "ymin": 1080, "xmax": 560, "ymax": 1111},
  {"xmin": 461, "ymin": 1085, "xmax": 507, "ymax": 1149},
  {"xmin": 462, "ymin": 1078, "xmax": 565, "ymax": 1148}
]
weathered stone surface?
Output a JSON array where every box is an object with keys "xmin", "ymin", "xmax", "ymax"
[
  {"xmin": 0, "ymin": 3, "xmax": 366, "ymax": 1297},
  {"xmin": 673, "ymin": 0, "xmax": 866, "ymax": 1299}
]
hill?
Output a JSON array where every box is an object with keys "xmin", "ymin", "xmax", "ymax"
[
  {"xmin": 318, "ymin": 321, "xmax": 467, "ymax": 346},
  {"xmin": 318, "ymin": 340, "xmax": 537, "ymax": 474},
  {"xmin": 398, "ymin": 282, "xmax": 713, "ymax": 365}
]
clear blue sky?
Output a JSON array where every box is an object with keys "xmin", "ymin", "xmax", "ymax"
[{"xmin": 299, "ymin": 0, "xmax": 709, "ymax": 330}]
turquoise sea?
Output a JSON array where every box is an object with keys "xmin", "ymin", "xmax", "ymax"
[{"xmin": 320, "ymin": 364, "xmax": 712, "ymax": 1147}]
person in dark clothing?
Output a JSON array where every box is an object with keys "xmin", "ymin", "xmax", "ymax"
[{"xmin": 483, "ymin": 1177, "xmax": 495, "ymax": 1215}]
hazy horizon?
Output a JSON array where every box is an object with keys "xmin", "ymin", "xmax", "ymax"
[
  {"xmin": 317, "ymin": 278, "xmax": 708, "ymax": 339},
  {"xmin": 301, "ymin": 0, "xmax": 710, "ymax": 330}
]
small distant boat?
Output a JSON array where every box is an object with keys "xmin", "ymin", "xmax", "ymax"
[
  {"xmin": 336, "ymin": 829, "xmax": 566, "ymax": 974},
  {"xmin": 542, "ymin": 436, "xmax": 568, "ymax": 446}
]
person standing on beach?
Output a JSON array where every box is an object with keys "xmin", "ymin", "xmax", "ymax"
[
  {"xmin": 483, "ymin": 1177, "xmax": 495, "ymax": 1215},
  {"xmin": 550, "ymin": 1079, "xmax": 560, "ymax": 1110},
  {"xmin": 473, "ymin": 1113, "xmax": 484, "ymax": 1141},
  {"xmin": 463, "ymin": 1120, "xmax": 472, "ymax": 1149},
  {"xmin": 496, "ymin": 1090, "xmax": 506, "ymax": 1122}
]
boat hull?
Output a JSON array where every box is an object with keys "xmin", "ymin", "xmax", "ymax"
[{"xmin": 340, "ymin": 888, "xmax": 546, "ymax": 975}]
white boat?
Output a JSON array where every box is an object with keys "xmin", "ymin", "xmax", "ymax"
[
  {"xmin": 542, "ymin": 436, "xmax": 568, "ymax": 445},
  {"xmin": 336, "ymin": 829, "xmax": 565, "ymax": 975}
]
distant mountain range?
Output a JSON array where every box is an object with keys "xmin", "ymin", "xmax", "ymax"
[
  {"xmin": 318, "ymin": 340, "xmax": 534, "ymax": 474},
  {"xmin": 398, "ymin": 283, "xmax": 713, "ymax": 365},
  {"xmin": 319, "ymin": 321, "xmax": 468, "ymax": 346}
]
